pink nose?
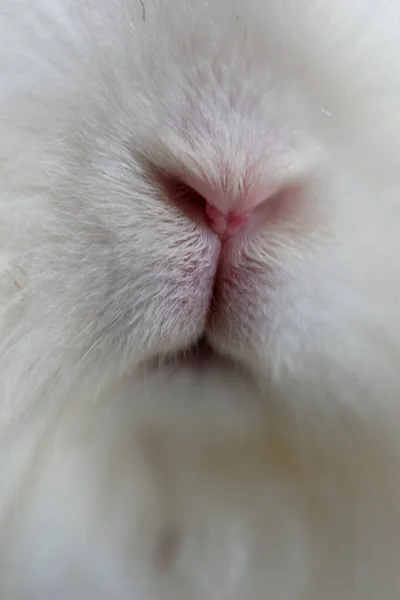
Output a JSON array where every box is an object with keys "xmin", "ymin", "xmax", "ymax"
[
  {"xmin": 170, "ymin": 173, "xmax": 272, "ymax": 241},
  {"xmin": 205, "ymin": 204, "xmax": 250, "ymax": 239},
  {"xmin": 181, "ymin": 176, "xmax": 268, "ymax": 240}
]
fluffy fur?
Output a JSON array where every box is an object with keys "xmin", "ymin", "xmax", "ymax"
[{"xmin": 1, "ymin": 0, "xmax": 400, "ymax": 597}]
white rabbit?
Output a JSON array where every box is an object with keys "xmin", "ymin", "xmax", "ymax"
[{"xmin": 1, "ymin": 0, "xmax": 400, "ymax": 597}]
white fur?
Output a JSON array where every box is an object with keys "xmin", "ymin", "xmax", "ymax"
[{"xmin": 1, "ymin": 0, "xmax": 400, "ymax": 597}]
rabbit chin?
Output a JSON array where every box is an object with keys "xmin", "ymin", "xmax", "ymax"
[{"xmin": 1, "ymin": 358, "xmax": 400, "ymax": 600}]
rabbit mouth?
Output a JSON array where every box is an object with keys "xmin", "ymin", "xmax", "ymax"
[{"xmin": 143, "ymin": 336, "xmax": 215, "ymax": 370}]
